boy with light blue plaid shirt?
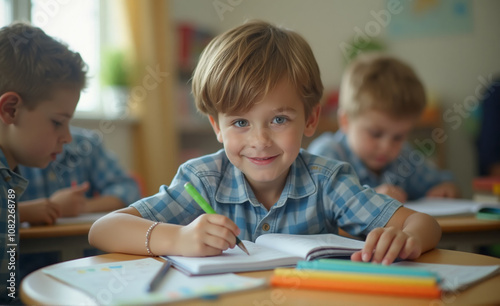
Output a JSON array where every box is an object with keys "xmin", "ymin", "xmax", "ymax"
[
  {"xmin": 18, "ymin": 127, "xmax": 141, "ymax": 225},
  {"xmin": 309, "ymin": 53, "xmax": 459, "ymax": 203},
  {"xmin": 0, "ymin": 23, "xmax": 86, "ymax": 305},
  {"xmin": 89, "ymin": 21, "xmax": 441, "ymax": 266}
]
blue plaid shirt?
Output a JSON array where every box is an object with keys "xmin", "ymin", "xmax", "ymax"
[
  {"xmin": 0, "ymin": 149, "xmax": 28, "ymax": 304},
  {"xmin": 132, "ymin": 149, "xmax": 401, "ymax": 242},
  {"xmin": 308, "ymin": 131, "xmax": 455, "ymax": 201},
  {"xmin": 19, "ymin": 127, "xmax": 141, "ymax": 205}
]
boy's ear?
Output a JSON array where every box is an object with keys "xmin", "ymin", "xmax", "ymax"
[
  {"xmin": 304, "ymin": 104, "xmax": 321, "ymax": 137},
  {"xmin": 337, "ymin": 109, "xmax": 349, "ymax": 133},
  {"xmin": 208, "ymin": 115, "xmax": 223, "ymax": 143},
  {"xmin": 0, "ymin": 92, "xmax": 22, "ymax": 124}
]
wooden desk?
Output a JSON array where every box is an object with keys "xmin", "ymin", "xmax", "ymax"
[
  {"xmin": 436, "ymin": 216, "xmax": 500, "ymax": 252},
  {"xmin": 21, "ymin": 249, "xmax": 500, "ymax": 306}
]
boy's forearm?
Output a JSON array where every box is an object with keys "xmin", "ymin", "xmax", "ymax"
[
  {"xmin": 402, "ymin": 212, "xmax": 442, "ymax": 253},
  {"xmin": 84, "ymin": 195, "xmax": 125, "ymax": 213},
  {"xmin": 88, "ymin": 208, "xmax": 181, "ymax": 255},
  {"xmin": 18, "ymin": 199, "xmax": 49, "ymax": 223}
]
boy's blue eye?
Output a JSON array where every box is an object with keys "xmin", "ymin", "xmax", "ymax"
[
  {"xmin": 233, "ymin": 120, "xmax": 248, "ymax": 128},
  {"xmin": 52, "ymin": 120, "xmax": 62, "ymax": 127},
  {"xmin": 273, "ymin": 116, "xmax": 287, "ymax": 124}
]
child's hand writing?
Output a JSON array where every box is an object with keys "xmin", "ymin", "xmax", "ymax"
[
  {"xmin": 375, "ymin": 184, "xmax": 408, "ymax": 203},
  {"xmin": 49, "ymin": 182, "xmax": 90, "ymax": 217},
  {"xmin": 176, "ymin": 214, "xmax": 240, "ymax": 257},
  {"xmin": 350, "ymin": 226, "xmax": 422, "ymax": 265},
  {"xmin": 426, "ymin": 182, "xmax": 460, "ymax": 198}
]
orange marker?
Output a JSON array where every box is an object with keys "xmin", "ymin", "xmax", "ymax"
[{"xmin": 270, "ymin": 274, "xmax": 441, "ymax": 299}]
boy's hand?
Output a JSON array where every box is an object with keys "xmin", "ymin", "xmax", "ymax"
[
  {"xmin": 426, "ymin": 182, "xmax": 460, "ymax": 198},
  {"xmin": 375, "ymin": 184, "xmax": 408, "ymax": 203},
  {"xmin": 21, "ymin": 200, "xmax": 61, "ymax": 225},
  {"xmin": 49, "ymin": 182, "xmax": 90, "ymax": 217},
  {"xmin": 176, "ymin": 214, "xmax": 240, "ymax": 257},
  {"xmin": 350, "ymin": 226, "xmax": 422, "ymax": 265}
]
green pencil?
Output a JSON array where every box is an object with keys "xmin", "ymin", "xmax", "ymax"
[{"xmin": 184, "ymin": 182, "xmax": 250, "ymax": 255}]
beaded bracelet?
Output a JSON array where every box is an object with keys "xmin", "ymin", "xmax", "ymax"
[{"xmin": 145, "ymin": 221, "xmax": 160, "ymax": 256}]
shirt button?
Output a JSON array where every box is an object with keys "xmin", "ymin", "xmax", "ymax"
[
  {"xmin": 49, "ymin": 172, "xmax": 57, "ymax": 181},
  {"xmin": 4, "ymin": 176, "xmax": 11, "ymax": 182},
  {"xmin": 262, "ymin": 223, "xmax": 270, "ymax": 231}
]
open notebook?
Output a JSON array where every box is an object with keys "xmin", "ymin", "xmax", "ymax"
[
  {"xmin": 164, "ymin": 233, "xmax": 365, "ymax": 275},
  {"xmin": 404, "ymin": 198, "xmax": 500, "ymax": 217}
]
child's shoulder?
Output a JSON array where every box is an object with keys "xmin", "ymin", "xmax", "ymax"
[
  {"xmin": 298, "ymin": 149, "xmax": 355, "ymax": 178},
  {"xmin": 0, "ymin": 148, "xmax": 28, "ymax": 194},
  {"xmin": 307, "ymin": 131, "xmax": 347, "ymax": 159},
  {"xmin": 181, "ymin": 149, "xmax": 231, "ymax": 176}
]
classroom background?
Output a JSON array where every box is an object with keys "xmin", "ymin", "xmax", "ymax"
[{"xmin": 3, "ymin": 0, "xmax": 499, "ymax": 199}]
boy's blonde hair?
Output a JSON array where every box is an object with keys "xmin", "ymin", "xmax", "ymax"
[
  {"xmin": 0, "ymin": 23, "xmax": 87, "ymax": 109},
  {"xmin": 192, "ymin": 20, "xmax": 323, "ymax": 119},
  {"xmin": 339, "ymin": 53, "xmax": 426, "ymax": 119}
]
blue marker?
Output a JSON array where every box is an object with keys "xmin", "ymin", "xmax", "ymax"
[{"xmin": 297, "ymin": 259, "xmax": 440, "ymax": 279}]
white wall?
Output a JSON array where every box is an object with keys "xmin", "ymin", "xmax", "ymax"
[{"xmin": 171, "ymin": 0, "xmax": 500, "ymax": 197}]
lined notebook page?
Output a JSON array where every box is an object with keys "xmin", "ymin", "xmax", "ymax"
[{"xmin": 393, "ymin": 261, "xmax": 500, "ymax": 291}]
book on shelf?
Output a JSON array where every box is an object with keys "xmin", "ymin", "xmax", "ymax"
[
  {"xmin": 472, "ymin": 176, "xmax": 500, "ymax": 204},
  {"xmin": 163, "ymin": 233, "xmax": 365, "ymax": 276},
  {"xmin": 404, "ymin": 197, "xmax": 500, "ymax": 217}
]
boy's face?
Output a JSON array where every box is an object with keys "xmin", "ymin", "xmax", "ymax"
[
  {"xmin": 4, "ymin": 87, "xmax": 79, "ymax": 169},
  {"xmin": 339, "ymin": 110, "xmax": 417, "ymax": 173},
  {"xmin": 209, "ymin": 78, "xmax": 319, "ymax": 190}
]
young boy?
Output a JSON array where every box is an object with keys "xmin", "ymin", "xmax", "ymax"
[
  {"xmin": 17, "ymin": 127, "xmax": 141, "ymax": 280},
  {"xmin": 89, "ymin": 21, "xmax": 441, "ymax": 266},
  {"xmin": 18, "ymin": 127, "xmax": 141, "ymax": 225},
  {"xmin": 0, "ymin": 23, "xmax": 86, "ymax": 304},
  {"xmin": 308, "ymin": 53, "xmax": 459, "ymax": 203}
]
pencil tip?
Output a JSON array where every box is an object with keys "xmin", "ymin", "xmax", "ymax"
[{"xmin": 239, "ymin": 243, "xmax": 250, "ymax": 255}]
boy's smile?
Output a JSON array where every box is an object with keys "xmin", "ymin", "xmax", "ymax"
[{"xmin": 209, "ymin": 78, "xmax": 319, "ymax": 200}]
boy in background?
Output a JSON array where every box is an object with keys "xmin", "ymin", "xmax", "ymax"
[
  {"xmin": 17, "ymin": 127, "xmax": 141, "ymax": 280},
  {"xmin": 18, "ymin": 126, "xmax": 141, "ymax": 225},
  {"xmin": 309, "ymin": 53, "xmax": 459, "ymax": 203},
  {"xmin": 89, "ymin": 21, "xmax": 441, "ymax": 266},
  {"xmin": 0, "ymin": 23, "xmax": 87, "ymax": 304}
]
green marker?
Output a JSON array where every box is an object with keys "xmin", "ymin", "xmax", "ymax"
[{"xmin": 184, "ymin": 182, "xmax": 250, "ymax": 255}]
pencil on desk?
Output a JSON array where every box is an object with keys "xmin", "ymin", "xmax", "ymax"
[
  {"xmin": 184, "ymin": 182, "xmax": 250, "ymax": 255},
  {"xmin": 147, "ymin": 260, "xmax": 172, "ymax": 292}
]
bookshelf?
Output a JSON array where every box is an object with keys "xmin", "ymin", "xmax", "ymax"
[{"xmin": 175, "ymin": 23, "xmax": 222, "ymax": 164}]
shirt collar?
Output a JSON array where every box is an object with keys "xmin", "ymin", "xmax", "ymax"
[
  {"xmin": 215, "ymin": 152, "xmax": 316, "ymax": 206},
  {"xmin": 0, "ymin": 149, "xmax": 28, "ymax": 194}
]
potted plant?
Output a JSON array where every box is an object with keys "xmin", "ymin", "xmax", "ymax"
[{"xmin": 101, "ymin": 48, "xmax": 131, "ymax": 116}]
